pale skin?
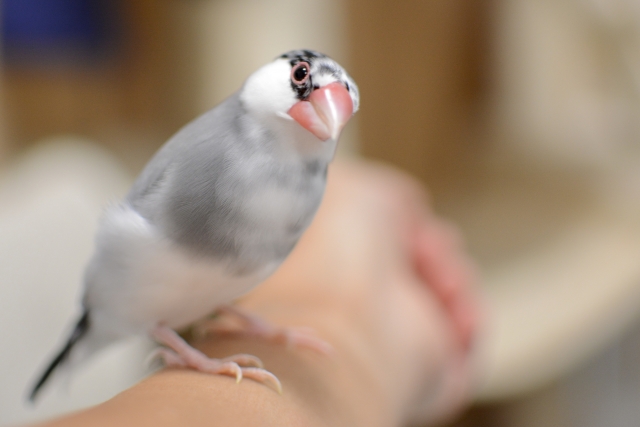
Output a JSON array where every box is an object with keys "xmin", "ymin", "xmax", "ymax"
[{"xmin": 28, "ymin": 160, "xmax": 480, "ymax": 427}]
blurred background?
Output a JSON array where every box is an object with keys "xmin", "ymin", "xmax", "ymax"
[{"xmin": 2, "ymin": 0, "xmax": 640, "ymax": 425}]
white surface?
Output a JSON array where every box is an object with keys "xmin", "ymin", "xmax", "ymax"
[
  {"xmin": 478, "ymin": 210, "xmax": 640, "ymax": 400},
  {"xmin": 0, "ymin": 140, "xmax": 152, "ymax": 425}
]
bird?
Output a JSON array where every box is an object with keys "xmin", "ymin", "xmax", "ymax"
[{"xmin": 29, "ymin": 49, "xmax": 359, "ymax": 401}]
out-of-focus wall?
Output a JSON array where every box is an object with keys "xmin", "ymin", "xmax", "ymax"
[
  {"xmin": 493, "ymin": 0, "xmax": 640, "ymax": 172},
  {"xmin": 1, "ymin": 1, "xmax": 203, "ymax": 171},
  {"xmin": 0, "ymin": 19, "xmax": 5, "ymax": 160}
]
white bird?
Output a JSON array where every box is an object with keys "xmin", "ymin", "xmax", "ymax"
[{"xmin": 29, "ymin": 50, "xmax": 359, "ymax": 400}]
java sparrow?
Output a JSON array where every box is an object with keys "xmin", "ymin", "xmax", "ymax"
[{"xmin": 29, "ymin": 50, "xmax": 359, "ymax": 400}]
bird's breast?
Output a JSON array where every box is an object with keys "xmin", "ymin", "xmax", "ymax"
[
  {"xmin": 234, "ymin": 169, "xmax": 325, "ymax": 261},
  {"xmin": 162, "ymin": 146, "xmax": 327, "ymax": 269}
]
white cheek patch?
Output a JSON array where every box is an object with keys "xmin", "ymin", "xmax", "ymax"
[{"xmin": 241, "ymin": 59, "xmax": 297, "ymax": 116}]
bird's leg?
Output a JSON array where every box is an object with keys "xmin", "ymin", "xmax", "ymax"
[
  {"xmin": 196, "ymin": 305, "xmax": 334, "ymax": 356},
  {"xmin": 149, "ymin": 325, "xmax": 282, "ymax": 393}
]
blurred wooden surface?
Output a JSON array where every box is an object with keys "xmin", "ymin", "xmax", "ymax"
[{"xmin": 346, "ymin": 0, "xmax": 491, "ymax": 198}]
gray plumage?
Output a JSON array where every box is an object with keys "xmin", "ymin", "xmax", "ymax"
[{"xmin": 129, "ymin": 93, "xmax": 324, "ymax": 266}]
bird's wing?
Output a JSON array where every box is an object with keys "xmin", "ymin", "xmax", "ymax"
[
  {"xmin": 126, "ymin": 93, "xmax": 244, "ymax": 209},
  {"xmin": 125, "ymin": 140, "xmax": 178, "ymax": 205}
]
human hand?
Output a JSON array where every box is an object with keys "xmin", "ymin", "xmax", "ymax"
[{"xmin": 238, "ymin": 160, "xmax": 480, "ymax": 426}]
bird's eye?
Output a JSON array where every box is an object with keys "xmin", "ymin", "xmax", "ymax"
[{"xmin": 291, "ymin": 62, "xmax": 310, "ymax": 85}]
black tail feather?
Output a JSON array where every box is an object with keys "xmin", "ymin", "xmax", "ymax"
[{"xmin": 29, "ymin": 311, "xmax": 90, "ymax": 402}]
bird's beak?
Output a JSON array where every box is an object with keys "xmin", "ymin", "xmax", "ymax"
[{"xmin": 288, "ymin": 82, "xmax": 354, "ymax": 141}]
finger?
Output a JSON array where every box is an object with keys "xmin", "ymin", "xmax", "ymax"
[{"xmin": 412, "ymin": 217, "xmax": 481, "ymax": 350}]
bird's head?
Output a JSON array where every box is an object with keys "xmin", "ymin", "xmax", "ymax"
[{"xmin": 240, "ymin": 50, "xmax": 359, "ymax": 146}]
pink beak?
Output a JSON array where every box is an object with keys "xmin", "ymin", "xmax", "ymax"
[{"xmin": 288, "ymin": 82, "xmax": 354, "ymax": 141}]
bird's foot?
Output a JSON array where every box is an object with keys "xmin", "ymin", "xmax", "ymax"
[
  {"xmin": 149, "ymin": 325, "xmax": 282, "ymax": 394},
  {"xmin": 196, "ymin": 305, "xmax": 334, "ymax": 356}
]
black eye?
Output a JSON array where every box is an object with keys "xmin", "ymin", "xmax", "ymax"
[
  {"xmin": 291, "ymin": 62, "xmax": 310, "ymax": 85},
  {"xmin": 294, "ymin": 66, "xmax": 308, "ymax": 81}
]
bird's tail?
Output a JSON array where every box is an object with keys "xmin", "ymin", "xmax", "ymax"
[{"xmin": 28, "ymin": 310, "xmax": 91, "ymax": 402}]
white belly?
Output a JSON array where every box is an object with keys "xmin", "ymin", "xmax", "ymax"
[{"xmin": 83, "ymin": 204, "xmax": 277, "ymax": 338}]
